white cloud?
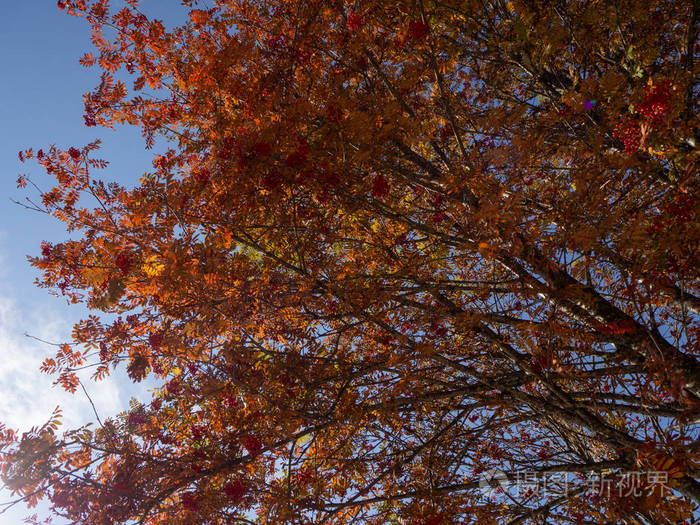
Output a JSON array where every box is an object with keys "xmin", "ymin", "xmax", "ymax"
[
  {"xmin": 0, "ymin": 295, "xmax": 125, "ymax": 432},
  {"xmin": 0, "ymin": 289, "xmax": 155, "ymax": 524}
]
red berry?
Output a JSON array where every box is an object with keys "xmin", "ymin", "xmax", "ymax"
[
  {"xmin": 148, "ymin": 332, "xmax": 163, "ymax": 348},
  {"xmin": 439, "ymin": 124, "xmax": 453, "ymax": 142},
  {"xmin": 371, "ymin": 175, "xmax": 390, "ymax": 198},
  {"xmin": 613, "ymin": 119, "xmax": 641, "ymax": 154},
  {"xmin": 41, "ymin": 241, "xmax": 53, "ymax": 257},
  {"xmin": 347, "ymin": 12, "xmax": 362, "ymax": 31},
  {"xmin": 262, "ymin": 172, "xmax": 281, "ymax": 190},
  {"xmin": 181, "ymin": 491, "xmax": 198, "ymax": 511},
  {"xmin": 285, "ymin": 151, "xmax": 306, "ymax": 168},
  {"xmin": 243, "ymin": 434, "xmax": 262, "ymax": 455},
  {"xmin": 251, "ymin": 142, "xmax": 272, "ymax": 156},
  {"xmin": 223, "ymin": 480, "xmax": 247, "ymax": 502},
  {"xmin": 195, "ymin": 168, "xmax": 210, "ymax": 186},
  {"xmin": 326, "ymin": 104, "xmax": 343, "ymax": 122},
  {"xmin": 407, "ymin": 21, "xmax": 429, "ymax": 40},
  {"xmin": 114, "ymin": 251, "xmax": 133, "ymax": 274},
  {"xmin": 637, "ymin": 81, "xmax": 671, "ymax": 125}
]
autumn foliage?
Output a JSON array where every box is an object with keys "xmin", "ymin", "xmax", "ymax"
[{"xmin": 2, "ymin": 0, "xmax": 700, "ymax": 523}]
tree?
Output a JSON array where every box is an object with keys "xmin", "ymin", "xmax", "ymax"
[{"xmin": 2, "ymin": 0, "xmax": 699, "ymax": 523}]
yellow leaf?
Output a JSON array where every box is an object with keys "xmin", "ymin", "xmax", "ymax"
[
  {"xmin": 84, "ymin": 267, "xmax": 107, "ymax": 285},
  {"xmin": 142, "ymin": 255, "xmax": 165, "ymax": 277}
]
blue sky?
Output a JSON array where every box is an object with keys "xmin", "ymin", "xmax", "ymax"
[{"xmin": 0, "ymin": 2, "xmax": 185, "ymax": 522}]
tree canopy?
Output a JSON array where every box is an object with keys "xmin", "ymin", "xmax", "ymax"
[{"xmin": 2, "ymin": 0, "xmax": 699, "ymax": 523}]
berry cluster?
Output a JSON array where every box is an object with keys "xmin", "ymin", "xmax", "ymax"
[
  {"xmin": 223, "ymin": 480, "xmax": 247, "ymax": 502},
  {"xmin": 407, "ymin": 20, "xmax": 429, "ymax": 40},
  {"xmin": 113, "ymin": 251, "xmax": 133, "ymax": 274},
  {"xmin": 613, "ymin": 81, "xmax": 672, "ymax": 155},
  {"xmin": 181, "ymin": 492, "xmax": 198, "ymax": 511},
  {"xmin": 347, "ymin": 11, "xmax": 362, "ymax": 31},
  {"xmin": 613, "ymin": 119, "xmax": 642, "ymax": 154},
  {"xmin": 371, "ymin": 174, "xmax": 390, "ymax": 198},
  {"xmin": 637, "ymin": 82, "xmax": 670, "ymax": 124}
]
